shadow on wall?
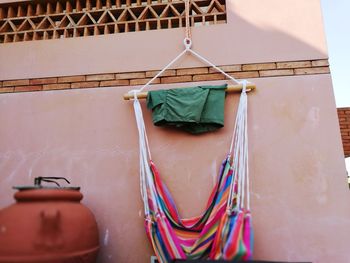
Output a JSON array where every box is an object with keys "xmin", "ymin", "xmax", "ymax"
[
  {"xmin": 0, "ymin": 2, "xmax": 328, "ymax": 79},
  {"xmin": 223, "ymin": 4, "xmax": 326, "ymax": 62},
  {"xmin": 0, "ymin": 8, "xmax": 342, "ymax": 263}
]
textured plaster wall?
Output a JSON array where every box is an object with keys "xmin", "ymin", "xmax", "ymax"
[
  {"xmin": 0, "ymin": 75, "xmax": 349, "ymax": 262},
  {"xmin": 0, "ymin": 0, "xmax": 327, "ymax": 80}
]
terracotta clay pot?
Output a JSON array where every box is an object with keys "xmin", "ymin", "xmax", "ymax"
[{"xmin": 0, "ymin": 177, "xmax": 99, "ymax": 263}]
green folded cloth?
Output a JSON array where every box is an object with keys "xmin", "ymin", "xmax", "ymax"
[{"xmin": 146, "ymin": 84, "xmax": 227, "ymax": 134}]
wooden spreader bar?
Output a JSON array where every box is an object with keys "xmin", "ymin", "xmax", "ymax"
[{"xmin": 123, "ymin": 83, "xmax": 256, "ymax": 100}]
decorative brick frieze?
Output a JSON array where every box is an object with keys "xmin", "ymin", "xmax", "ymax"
[
  {"xmin": 71, "ymin": 81, "xmax": 100, "ymax": 89},
  {"xmin": 99, "ymin": 79, "xmax": 130, "ymax": 87},
  {"xmin": 177, "ymin": 67, "xmax": 209, "ymax": 76},
  {"xmin": 0, "ymin": 0, "xmax": 227, "ymax": 43},
  {"xmin": 0, "ymin": 87, "xmax": 13, "ymax": 93},
  {"xmin": 193, "ymin": 73, "xmax": 225, "ymax": 81},
  {"xmin": 86, "ymin": 74, "xmax": 115, "ymax": 81},
  {"xmin": 116, "ymin": 72, "xmax": 146, "ymax": 80},
  {"xmin": 43, "ymin": 83, "xmax": 70, "ymax": 90},
  {"xmin": 14, "ymin": 85, "xmax": 42, "ymax": 92},
  {"xmin": 58, "ymin": 76, "xmax": 86, "ymax": 83},
  {"xmin": 146, "ymin": 70, "xmax": 176, "ymax": 78},
  {"xmin": 130, "ymin": 78, "xmax": 160, "ymax": 86},
  {"xmin": 242, "ymin": 63, "xmax": 276, "ymax": 71},
  {"xmin": 277, "ymin": 61, "xmax": 312, "ymax": 69},
  {"xmin": 259, "ymin": 69, "xmax": 294, "ymax": 77},
  {"xmin": 294, "ymin": 67, "xmax": 330, "ymax": 75},
  {"xmin": 231, "ymin": 71, "xmax": 259, "ymax": 79},
  {"xmin": 209, "ymin": 65, "xmax": 241, "ymax": 73},
  {"xmin": 338, "ymin": 108, "xmax": 350, "ymax": 158},
  {"xmin": 161, "ymin": 75, "xmax": 192, "ymax": 84},
  {"xmin": 3, "ymin": 79, "xmax": 29, "ymax": 87},
  {"xmin": 0, "ymin": 59, "xmax": 330, "ymax": 94},
  {"xmin": 312, "ymin": 60, "xmax": 329, "ymax": 67},
  {"xmin": 29, "ymin": 77, "xmax": 57, "ymax": 85}
]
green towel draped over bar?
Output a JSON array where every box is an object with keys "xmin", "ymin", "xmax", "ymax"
[{"xmin": 147, "ymin": 84, "xmax": 227, "ymax": 134}]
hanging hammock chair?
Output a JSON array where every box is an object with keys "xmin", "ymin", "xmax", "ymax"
[
  {"xmin": 130, "ymin": 79, "xmax": 253, "ymax": 262},
  {"xmin": 126, "ymin": 1, "xmax": 254, "ymax": 261}
]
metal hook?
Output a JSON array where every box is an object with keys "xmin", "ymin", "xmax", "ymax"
[{"xmin": 183, "ymin": 37, "xmax": 192, "ymax": 50}]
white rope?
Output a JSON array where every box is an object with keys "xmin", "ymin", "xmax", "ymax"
[
  {"xmin": 123, "ymin": 0, "xmax": 254, "ymax": 95},
  {"xmin": 137, "ymin": 49, "xmax": 188, "ymax": 93},
  {"xmin": 133, "ymin": 94, "xmax": 150, "ymax": 215},
  {"xmin": 130, "ymin": 0, "xmax": 247, "ymax": 93},
  {"xmin": 188, "ymin": 49, "xmax": 242, "ymax": 85},
  {"xmin": 239, "ymin": 97, "xmax": 247, "ymax": 210},
  {"xmin": 134, "ymin": 80, "xmax": 251, "ymax": 216},
  {"xmin": 134, "ymin": 76, "xmax": 251, "ymax": 217},
  {"xmin": 244, "ymin": 89, "xmax": 250, "ymax": 211},
  {"xmin": 226, "ymin": 81, "xmax": 250, "ymax": 213},
  {"xmin": 129, "ymin": 0, "xmax": 253, "ymax": 218},
  {"xmin": 184, "ymin": 0, "xmax": 191, "ymax": 40},
  {"xmin": 134, "ymin": 46, "xmax": 246, "ymax": 95},
  {"xmin": 131, "ymin": 90, "xmax": 152, "ymax": 160},
  {"xmin": 229, "ymin": 80, "xmax": 247, "ymax": 153},
  {"xmin": 133, "ymin": 93, "xmax": 164, "ymax": 216}
]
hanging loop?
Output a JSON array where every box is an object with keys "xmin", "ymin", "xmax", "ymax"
[
  {"xmin": 240, "ymin": 80, "xmax": 247, "ymax": 93},
  {"xmin": 183, "ymin": 37, "xmax": 192, "ymax": 50},
  {"xmin": 128, "ymin": 89, "xmax": 141, "ymax": 100}
]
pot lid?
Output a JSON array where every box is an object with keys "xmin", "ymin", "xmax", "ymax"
[{"xmin": 14, "ymin": 177, "xmax": 80, "ymax": 191}]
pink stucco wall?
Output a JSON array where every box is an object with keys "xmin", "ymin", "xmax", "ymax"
[
  {"xmin": 0, "ymin": 0, "xmax": 327, "ymax": 80},
  {"xmin": 0, "ymin": 75, "xmax": 349, "ymax": 262},
  {"xmin": 1, "ymin": 0, "xmax": 349, "ymax": 262}
]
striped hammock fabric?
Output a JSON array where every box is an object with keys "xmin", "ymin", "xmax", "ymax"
[
  {"xmin": 132, "ymin": 82, "xmax": 253, "ymax": 262},
  {"xmin": 144, "ymin": 156, "xmax": 253, "ymax": 262}
]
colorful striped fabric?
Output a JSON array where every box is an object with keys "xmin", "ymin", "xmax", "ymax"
[
  {"xmin": 132, "ymin": 82, "xmax": 253, "ymax": 262},
  {"xmin": 144, "ymin": 155, "xmax": 253, "ymax": 262}
]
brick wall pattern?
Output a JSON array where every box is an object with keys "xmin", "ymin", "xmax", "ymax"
[
  {"xmin": 1, "ymin": 59, "xmax": 343, "ymax": 153},
  {"xmin": 0, "ymin": 59, "xmax": 330, "ymax": 93},
  {"xmin": 0, "ymin": 59, "xmax": 347, "ymax": 159},
  {"xmin": 0, "ymin": 0, "xmax": 226, "ymax": 43},
  {"xmin": 0, "ymin": 58, "xmax": 345, "ymax": 158},
  {"xmin": 338, "ymin": 108, "xmax": 350, "ymax": 158}
]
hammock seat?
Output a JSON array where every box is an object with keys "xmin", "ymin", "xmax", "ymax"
[
  {"xmin": 131, "ymin": 82, "xmax": 253, "ymax": 262},
  {"xmin": 146, "ymin": 157, "xmax": 252, "ymax": 262}
]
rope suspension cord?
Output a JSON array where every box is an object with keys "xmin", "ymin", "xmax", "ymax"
[
  {"xmin": 128, "ymin": 0, "xmax": 254, "ymax": 260},
  {"xmin": 123, "ymin": 0, "xmax": 256, "ymax": 100},
  {"xmin": 130, "ymin": 0, "xmax": 252, "ymax": 218},
  {"xmin": 225, "ymin": 81, "xmax": 250, "ymax": 213},
  {"xmin": 184, "ymin": 0, "xmax": 192, "ymax": 41},
  {"xmin": 133, "ymin": 43, "xmax": 249, "ymax": 94}
]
